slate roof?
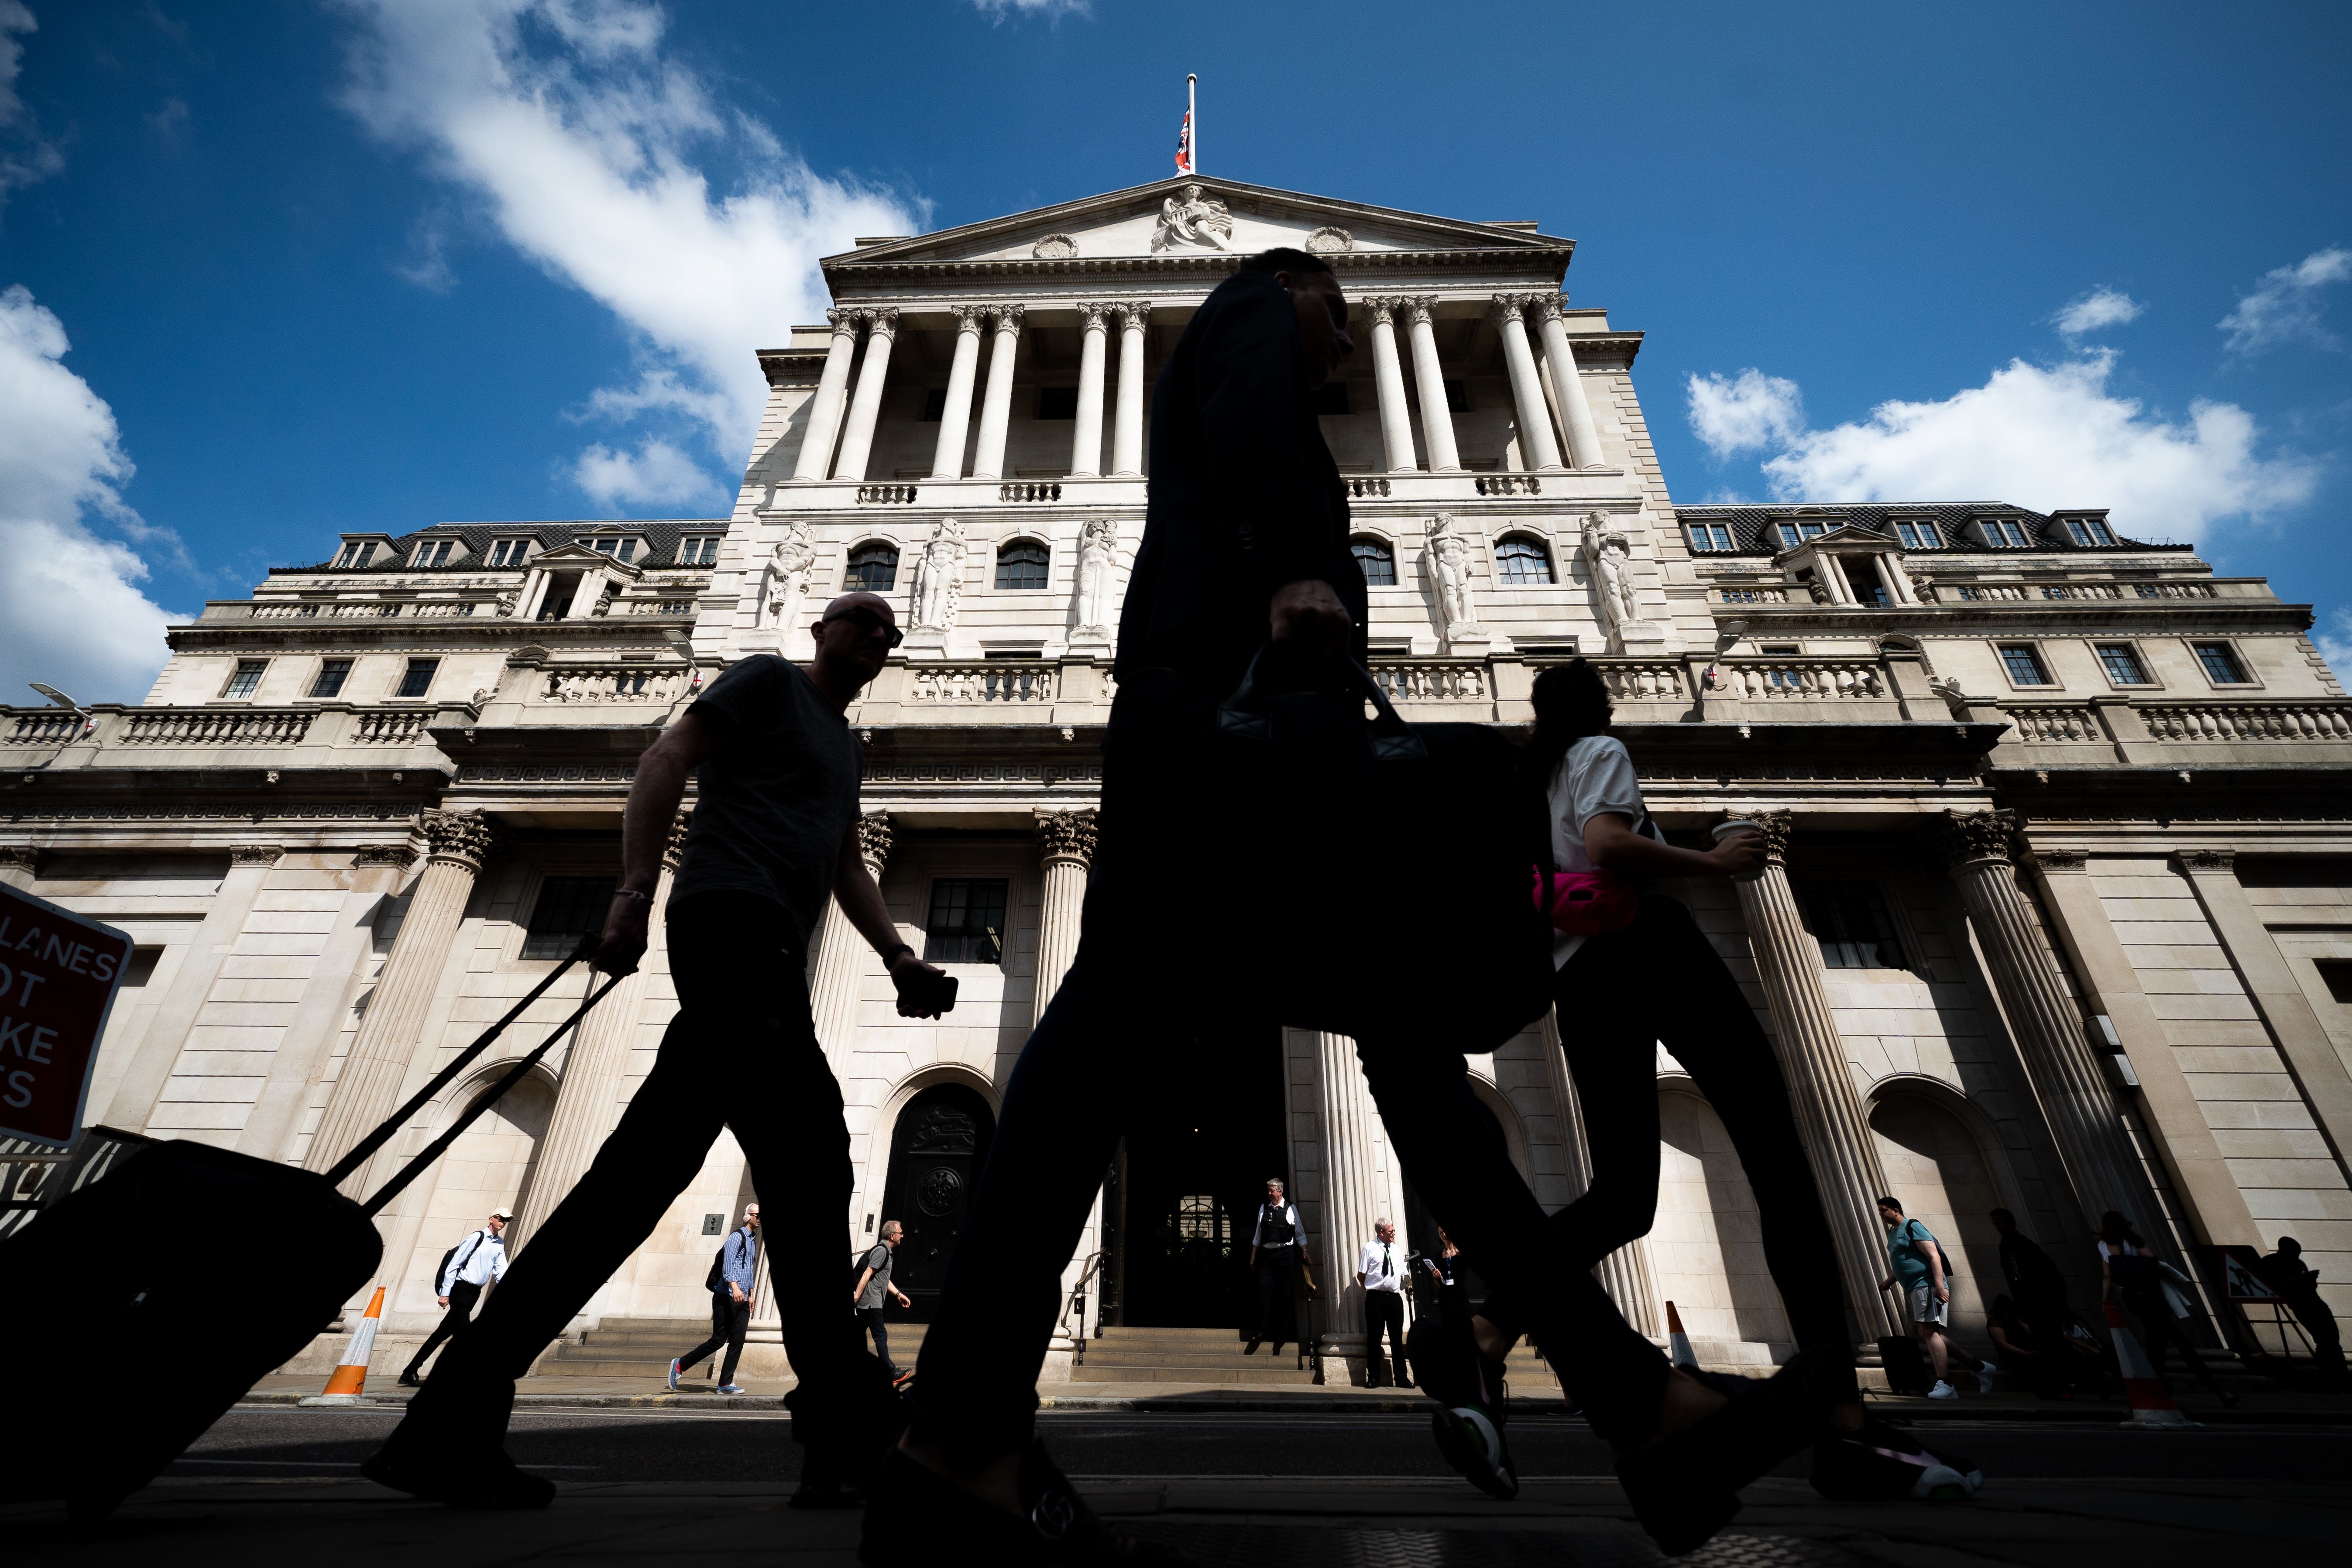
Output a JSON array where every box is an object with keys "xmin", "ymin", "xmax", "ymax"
[
  {"xmin": 276, "ymin": 519, "xmax": 733, "ymax": 574},
  {"xmin": 1669, "ymin": 502, "xmax": 2181, "ymax": 557}
]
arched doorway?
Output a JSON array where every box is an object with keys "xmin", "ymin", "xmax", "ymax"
[
  {"xmin": 1650, "ymin": 1088, "xmax": 1791, "ymax": 1357},
  {"xmin": 402, "ymin": 1072, "xmax": 555, "ymax": 1313},
  {"xmin": 1869, "ymin": 1091, "xmax": 2005, "ymax": 1339},
  {"xmin": 877, "ymin": 1084, "xmax": 996, "ymax": 1322}
]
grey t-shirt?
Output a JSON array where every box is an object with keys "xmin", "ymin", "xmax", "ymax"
[
  {"xmin": 668, "ymin": 656, "xmax": 863, "ymax": 948},
  {"xmin": 1547, "ymin": 734, "xmax": 1659, "ymax": 969},
  {"xmin": 856, "ymin": 1243, "xmax": 894, "ymax": 1310}
]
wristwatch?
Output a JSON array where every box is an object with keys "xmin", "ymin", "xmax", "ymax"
[{"xmin": 880, "ymin": 942, "xmax": 915, "ymax": 968}]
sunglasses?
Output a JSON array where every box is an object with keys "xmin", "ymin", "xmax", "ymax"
[{"xmin": 824, "ymin": 606, "xmax": 905, "ymax": 648}]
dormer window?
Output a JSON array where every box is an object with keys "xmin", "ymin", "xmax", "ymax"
[
  {"xmin": 1892, "ymin": 520, "xmax": 1942, "ymax": 550},
  {"xmin": 410, "ymin": 539, "xmax": 456, "ymax": 568},
  {"xmin": 677, "ymin": 535, "xmax": 721, "ymax": 566},
  {"xmin": 588, "ymin": 536, "xmax": 638, "ymax": 563},
  {"xmin": 1772, "ymin": 521, "xmax": 1829, "ymax": 549},
  {"xmin": 2063, "ymin": 515, "xmax": 2116, "ymax": 547},
  {"xmin": 1686, "ymin": 523, "xmax": 1735, "ymax": 552},
  {"xmin": 1976, "ymin": 518, "xmax": 2032, "ymax": 548},
  {"xmin": 333, "ymin": 542, "xmax": 372, "ymax": 569},
  {"xmin": 488, "ymin": 538, "xmax": 531, "ymax": 567}
]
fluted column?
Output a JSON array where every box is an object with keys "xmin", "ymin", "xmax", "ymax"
[
  {"xmin": 1730, "ymin": 811, "xmax": 1905, "ymax": 1337},
  {"xmin": 1304, "ymin": 1028, "xmax": 1386, "ymax": 1374},
  {"xmin": 971, "ymin": 305, "xmax": 1025, "ymax": 481},
  {"xmin": 929, "ymin": 305, "xmax": 986, "ymax": 480},
  {"xmin": 1033, "ymin": 810, "xmax": 1095, "ymax": 1023},
  {"xmin": 305, "ymin": 810, "xmax": 496, "ymax": 1197},
  {"xmin": 1364, "ymin": 298, "xmax": 1417, "ymax": 473},
  {"xmin": 1404, "ymin": 297, "xmax": 1461, "ymax": 473},
  {"xmin": 1069, "ymin": 304, "xmax": 1109, "ymax": 479},
  {"xmin": 809, "ymin": 813, "xmax": 894, "ymax": 1073},
  {"xmin": 1538, "ymin": 1012, "xmax": 1660, "ymax": 1335},
  {"xmin": 1531, "ymin": 296, "xmax": 1605, "ymax": 470},
  {"xmin": 511, "ymin": 813, "xmax": 690, "ymax": 1253},
  {"xmin": 1111, "ymin": 302, "xmax": 1150, "ymax": 477},
  {"xmin": 831, "ymin": 307, "xmax": 899, "ymax": 483},
  {"xmin": 0, "ymin": 845, "xmax": 36, "ymax": 889},
  {"xmin": 793, "ymin": 308, "xmax": 863, "ymax": 482},
  {"xmin": 1493, "ymin": 295, "xmax": 1565, "ymax": 472}
]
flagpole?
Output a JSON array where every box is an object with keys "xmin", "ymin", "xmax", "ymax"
[{"xmin": 1188, "ymin": 73, "xmax": 1198, "ymax": 175}]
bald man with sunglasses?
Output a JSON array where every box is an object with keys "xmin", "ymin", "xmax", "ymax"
[{"xmin": 364, "ymin": 591, "xmax": 950, "ymax": 1512}]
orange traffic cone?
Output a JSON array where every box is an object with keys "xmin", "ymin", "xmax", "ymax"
[
  {"xmin": 313, "ymin": 1287, "xmax": 386, "ymax": 1403},
  {"xmin": 2104, "ymin": 1300, "xmax": 2197, "ymax": 1428},
  {"xmin": 1664, "ymin": 1300, "xmax": 1699, "ymax": 1369}
]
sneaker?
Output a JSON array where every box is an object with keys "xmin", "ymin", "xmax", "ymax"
[
  {"xmin": 666, "ymin": 1357, "xmax": 682, "ymax": 1392},
  {"xmin": 891, "ymin": 1368, "xmax": 917, "ymax": 1389},
  {"xmin": 1431, "ymin": 1403, "xmax": 1519, "ymax": 1501},
  {"xmin": 716, "ymin": 1383, "xmax": 746, "ymax": 1395},
  {"xmin": 859, "ymin": 1440, "xmax": 1193, "ymax": 1563},
  {"xmin": 1975, "ymin": 1360, "xmax": 1998, "ymax": 1395},
  {"xmin": 1811, "ymin": 1417, "xmax": 1984, "ymax": 1501},
  {"xmin": 1927, "ymin": 1379, "xmax": 1959, "ymax": 1400}
]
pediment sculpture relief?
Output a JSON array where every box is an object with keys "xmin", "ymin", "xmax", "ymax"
[{"xmin": 1151, "ymin": 183, "xmax": 1235, "ymax": 253}]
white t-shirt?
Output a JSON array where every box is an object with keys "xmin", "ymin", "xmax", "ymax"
[{"xmin": 1547, "ymin": 734, "xmax": 1659, "ymax": 969}]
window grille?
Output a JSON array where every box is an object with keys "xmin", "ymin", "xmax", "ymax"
[
  {"xmin": 924, "ymin": 878, "xmax": 1009, "ymax": 965},
  {"xmin": 845, "ymin": 542, "xmax": 899, "ymax": 592},
  {"xmin": 522, "ymin": 875, "xmax": 617, "ymax": 960},
  {"xmin": 1494, "ymin": 535, "xmax": 1554, "ymax": 586},
  {"xmin": 1350, "ymin": 537, "xmax": 1397, "ymax": 586}
]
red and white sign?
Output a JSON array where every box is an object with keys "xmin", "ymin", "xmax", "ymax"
[{"xmin": 0, "ymin": 883, "xmax": 134, "ymax": 1147}]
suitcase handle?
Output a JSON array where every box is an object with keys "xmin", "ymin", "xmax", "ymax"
[
  {"xmin": 361, "ymin": 964, "xmax": 626, "ymax": 1218},
  {"xmin": 324, "ymin": 935, "xmax": 597, "ymax": 1190}
]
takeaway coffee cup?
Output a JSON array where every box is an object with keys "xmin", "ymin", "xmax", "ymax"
[{"xmin": 1711, "ymin": 819, "xmax": 1768, "ymax": 882}]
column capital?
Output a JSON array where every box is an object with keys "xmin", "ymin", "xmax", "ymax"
[
  {"xmin": 420, "ymin": 807, "xmax": 496, "ymax": 872},
  {"xmin": 351, "ymin": 844, "xmax": 413, "ymax": 869},
  {"xmin": 1035, "ymin": 808, "xmax": 1098, "ymax": 867},
  {"xmin": 825, "ymin": 306, "xmax": 863, "ymax": 336},
  {"xmin": 0, "ymin": 844, "xmax": 40, "ymax": 874},
  {"xmin": 1116, "ymin": 300, "xmax": 1151, "ymax": 328},
  {"xmin": 951, "ymin": 303, "xmax": 987, "ymax": 332},
  {"xmin": 2178, "ymin": 847, "xmax": 2236, "ymax": 873},
  {"xmin": 1363, "ymin": 296, "xmax": 1398, "ymax": 326},
  {"xmin": 855, "ymin": 810, "xmax": 894, "ymax": 874},
  {"xmin": 864, "ymin": 306, "xmax": 901, "ymax": 340},
  {"xmin": 229, "ymin": 844, "xmax": 286, "ymax": 867},
  {"xmin": 1490, "ymin": 292, "xmax": 1529, "ymax": 324},
  {"xmin": 1937, "ymin": 808, "xmax": 2020, "ymax": 869},
  {"xmin": 1734, "ymin": 809, "xmax": 1796, "ymax": 864},
  {"xmin": 1404, "ymin": 295, "xmax": 1439, "ymax": 326},
  {"xmin": 661, "ymin": 808, "xmax": 694, "ymax": 872},
  {"xmin": 1076, "ymin": 300, "xmax": 1112, "ymax": 329},
  {"xmin": 1528, "ymin": 293, "xmax": 1569, "ymax": 324},
  {"xmin": 989, "ymin": 302, "xmax": 1026, "ymax": 332}
]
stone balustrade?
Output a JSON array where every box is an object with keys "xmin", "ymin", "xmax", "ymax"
[
  {"xmin": 2005, "ymin": 705, "xmax": 2108, "ymax": 744},
  {"xmin": 1593, "ymin": 660, "xmax": 1687, "ymax": 701},
  {"xmin": 120, "ymin": 708, "xmax": 316, "ymax": 746},
  {"xmin": 999, "ymin": 482, "xmax": 1063, "ymax": 502},
  {"xmin": 346, "ymin": 710, "xmax": 435, "ymax": 745},
  {"xmin": 1933, "ymin": 579, "xmax": 2218, "ymax": 603},
  {"xmin": 2141, "ymin": 701, "xmax": 2352, "ymax": 742},
  {"xmin": 1714, "ymin": 661, "xmax": 1885, "ymax": 700},
  {"xmin": 1471, "ymin": 474, "xmax": 1542, "ymax": 497},
  {"xmin": 1715, "ymin": 586, "xmax": 1789, "ymax": 604},
  {"xmin": 856, "ymin": 484, "xmax": 919, "ymax": 504},
  {"xmin": 907, "ymin": 662, "xmax": 1058, "ymax": 704},
  {"xmin": 1370, "ymin": 662, "xmax": 1487, "ymax": 703},
  {"xmin": 532, "ymin": 666, "xmax": 691, "ymax": 705},
  {"xmin": 4, "ymin": 712, "xmax": 85, "ymax": 745},
  {"xmin": 1346, "ymin": 477, "xmax": 1392, "ymax": 499}
]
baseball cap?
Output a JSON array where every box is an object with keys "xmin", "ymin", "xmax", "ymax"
[{"xmin": 490, "ymin": 1208, "xmax": 515, "ymax": 1221}]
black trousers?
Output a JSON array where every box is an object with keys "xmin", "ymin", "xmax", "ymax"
[
  {"xmin": 680, "ymin": 1293, "xmax": 751, "ymax": 1386},
  {"xmin": 910, "ymin": 671, "xmax": 1675, "ymax": 1462},
  {"xmin": 2121, "ymin": 1287, "xmax": 2227, "ymax": 1396},
  {"xmin": 1253, "ymin": 1252, "xmax": 1296, "ymax": 1345},
  {"xmin": 857, "ymin": 1307, "xmax": 898, "ymax": 1378},
  {"xmin": 403, "ymin": 1279, "xmax": 481, "ymax": 1378},
  {"xmin": 1364, "ymin": 1290, "xmax": 1407, "ymax": 1386},
  {"xmin": 391, "ymin": 894, "xmax": 880, "ymax": 1454},
  {"xmin": 1480, "ymin": 894, "xmax": 1860, "ymax": 1403}
]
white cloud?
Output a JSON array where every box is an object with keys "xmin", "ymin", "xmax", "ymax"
[
  {"xmin": 333, "ymin": 0, "xmax": 919, "ymax": 501},
  {"xmin": 2053, "ymin": 288, "xmax": 2143, "ymax": 338},
  {"xmin": 1744, "ymin": 350, "xmax": 2315, "ymax": 544},
  {"xmin": 0, "ymin": 285, "xmax": 182, "ymax": 703},
  {"xmin": 2318, "ymin": 608, "xmax": 2352, "ymax": 686},
  {"xmin": 2219, "ymin": 247, "xmax": 2352, "ymax": 354},
  {"xmin": 1686, "ymin": 368, "xmax": 1805, "ymax": 459},
  {"xmin": 0, "ymin": 0, "xmax": 65, "ymax": 211},
  {"xmin": 968, "ymin": 0, "xmax": 1094, "ymax": 19},
  {"xmin": 571, "ymin": 438, "xmax": 722, "ymax": 508}
]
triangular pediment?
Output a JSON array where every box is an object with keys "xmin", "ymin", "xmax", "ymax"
[{"xmin": 829, "ymin": 178, "xmax": 1566, "ymax": 270}]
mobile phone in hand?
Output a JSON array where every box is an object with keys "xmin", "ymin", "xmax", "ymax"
[{"xmin": 906, "ymin": 968, "xmax": 959, "ymax": 1016}]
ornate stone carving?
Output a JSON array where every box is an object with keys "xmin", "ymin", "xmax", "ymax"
[
  {"xmin": 1738, "ymin": 810, "xmax": 1796, "ymax": 864},
  {"xmin": 1305, "ymin": 226, "xmax": 1354, "ymax": 254},
  {"xmin": 1939, "ymin": 809, "xmax": 2019, "ymax": 868},
  {"xmin": 762, "ymin": 519, "xmax": 817, "ymax": 632},
  {"xmin": 1405, "ymin": 295, "xmax": 1439, "ymax": 326},
  {"xmin": 988, "ymin": 302, "xmax": 1026, "ymax": 333},
  {"xmin": 826, "ymin": 305, "xmax": 858, "ymax": 336},
  {"xmin": 1490, "ymin": 292, "xmax": 1529, "ymax": 324},
  {"xmin": 494, "ymin": 588, "xmax": 518, "ymax": 618},
  {"xmin": 910, "ymin": 517, "xmax": 966, "ymax": 631},
  {"xmin": 2032, "ymin": 847, "xmax": 2088, "ymax": 873},
  {"xmin": 1425, "ymin": 515, "xmax": 1480, "ymax": 638},
  {"xmin": 1115, "ymin": 301, "xmax": 1151, "ymax": 330},
  {"xmin": 1032, "ymin": 233, "xmax": 1079, "ymax": 260},
  {"xmin": 1580, "ymin": 513, "xmax": 1641, "ymax": 638},
  {"xmin": 951, "ymin": 303, "xmax": 987, "ymax": 333},
  {"xmin": 1363, "ymin": 295, "xmax": 1399, "ymax": 327},
  {"xmin": 1072, "ymin": 518, "xmax": 1117, "ymax": 640},
  {"xmin": 1036, "ymin": 808, "xmax": 1098, "ymax": 866},
  {"xmin": 864, "ymin": 306, "xmax": 900, "ymax": 342},
  {"xmin": 1529, "ymin": 294, "xmax": 1568, "ymax": 324},
  {"xmin": 420, "ymin": 807, "xmax": 496, "ymax": 871},
  {"xmin": 352, "ymin": 844, "xmax": 413, "ymax": 868},
  {"xmin": 2180, "ymin": 848, "xmax": 2236, "ymax": 872},
  {"xmin": 855, "ymin": 811, "xmax": 894, "ymax": 874},
  {"xmin": 1150, "ymin": 183, "xmax": 1235, "ymax": 252},
  {"xmin": 662, "ymin": 809, "xmax": 694, "ymax": 871},
  {"xmin": 229, "ymin": 844, "xmax": 286, "ymax": 867},
  {"xmin": 1076, "ymin": 300, "xmax": 1111, "ymax": 329}
]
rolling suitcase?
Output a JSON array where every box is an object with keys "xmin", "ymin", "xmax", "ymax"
[
  {"xmin": 1878, "ymin": 1333, "xmax": 1935, "ymax": 1396},
  {"xmin": 0, "ymin": 942, "xmax": 619, "ymax": 1519}
]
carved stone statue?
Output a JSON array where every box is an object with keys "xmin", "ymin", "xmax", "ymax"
[
  {"xmin": 911, "ymin": 517, "xmax": 966, "ymax": 631},
  {"xmin": 1580, "ymin": 512, "xmax": 1642, "ymax": 633},
  {"xmin": 1072, "ymin": 518, "xmax": 1116, "ymax": 639},
  {"xmin": 762, "ymin": 521, "xmax": 817, "ymax": 631},
  {"xmin": 1150, "ymin": 183, "xmax": 1235, "ymax": 253},
  {"xmin": 1425, "ymin": 514, "xmax": 1480, "ymax": 635}
]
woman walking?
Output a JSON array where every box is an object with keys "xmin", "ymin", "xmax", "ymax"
[{"xmin": 2099, "ymin": 1211, "xmax": 2236, "ymax": 1406}]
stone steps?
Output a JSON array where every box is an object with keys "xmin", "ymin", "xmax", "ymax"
[{"xmin": 536, "ymin": 1316, "xmax": 930, "ymax": 1380}]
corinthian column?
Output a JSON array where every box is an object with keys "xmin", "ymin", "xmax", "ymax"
[
  {"xmin": 1531, "ymin": 295, "xmax": 1605, "ymax": 470},
  {"xmin": 510, "ymin": 812, "xmax": 690, "ymax": 1253},
  {"xmin": 793, "ymin": 308, "xmax": 863, "ymax": 482},
  {"xmin": 1538, "ymin": 1012, "xmax": 1660, "ymax": 1335},
  {"xmin": 305, "ymin": 809, "xmax": 496, "ymax": 1197},
  {"xmin": 1364, "ymin": 298, "xmax": 1417, "ymax": 473},
  {"xmin": 1404, "ymin": 297, "xmax": 1461, "ymax": 473},
  {"xmin": 1069, "ymin": 304, "xmax": 1109, "ymax": 479},
  {"xmin": 831, "ymin": 307, "xmax": 900, "ymax": 483},
  {"xmin": 1493, "ymin": 295, "xmax": 1565, "ymax": 472},
  {"xmin": 1111, "ymin": 302, "xmax": 1150, "ymax": 477},
  {"xmin": 1730, "ymin": 811, "xmax": 1905, "ymax": 1337},
  {"xmin": 930, "ymin": 305, "xmax": 986, "ymax": 480},
  {"xmin": 1303, "ymin": 1028, "xmax": 1386, "ymax": 1378},
  {"xmin": 1940, "ymin": 811, "xmax": 2155, "ymax": 1229},
  {"xmin": 971, "ymin": 305, "xmax": 1025, "ymax": 481},
  {"xmin": 809, "ymin": 812, "xmax": 893, "ymax": 1072},
  {"xmin": 1033, "ymin": 810, "xmax": 1095, "ymax": 1023}
]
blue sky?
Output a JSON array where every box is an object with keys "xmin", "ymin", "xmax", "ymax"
[{"xmin": 2, "ymin": 0, "xmax": 2348, "ymax": 700}]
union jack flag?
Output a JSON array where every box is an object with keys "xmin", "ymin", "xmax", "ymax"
[{"xmin": 1174, "ymin": 110, "xmax": 1193, "ymax": 175}]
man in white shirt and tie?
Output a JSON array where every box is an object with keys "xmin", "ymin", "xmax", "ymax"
[
  {"xmin": 1356, "ymin": 1218, "xmax": 1410, "ymax": 1390},
  {"xmin": 399, "ymin": 1209, "xmax": 512, "ymax": 1387}
]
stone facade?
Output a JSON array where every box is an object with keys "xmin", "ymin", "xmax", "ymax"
[{"xmin": 5, "ymin": 177, "xmax": 2348, "ymax": 1383}]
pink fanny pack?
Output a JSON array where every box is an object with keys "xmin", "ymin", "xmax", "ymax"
[{"xmin": 1531, "ymin": 865, "xmax": 1639, "ymax": 936}]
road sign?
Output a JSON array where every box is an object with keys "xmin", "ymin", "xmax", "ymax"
[
  {"xmin": 2211, "ymin": 1243, "xmax": 2280, "ymax": 1302},
  {"xmin": 0, "ymin": 883, "xmax": 135, "ymax": 1147}
]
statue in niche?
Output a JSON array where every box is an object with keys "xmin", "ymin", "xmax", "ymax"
[
  {"xmin": 1072, "ymin": 518, "xmax": 1117, "ymax": 639},
  {"xmin": 762, "ymin": 521, "xmax": 817, "ymax": 631},
  {"xmin": 911, "ymin": 517, "xmax": 966, "ymax": 631},
  {"xmin": 1426, "ymin": 514, "xmax": 1480, "ymax": 635},
  {"xmin": 1580, "ymin": 512, "xmax": 1642, "ymax": 633},
  {"xmin": 1151, "ymin": 183, "xmax": 1235, "ymax": 253}
]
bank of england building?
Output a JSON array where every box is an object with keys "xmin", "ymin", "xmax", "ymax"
[{"xmin": 7, "ymin": 177, "xmax": 2349, "ymax": 1386}]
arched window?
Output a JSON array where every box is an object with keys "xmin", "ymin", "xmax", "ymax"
[
  {"xmin": 1349, "ymin": 535, "xmax": 1397, "ymax": 587},
  {"xmin": 995, "ymin": 539, "xmax": 1050, "ymax": 591},
  {"xmin": 1494, "ymin": 534, "xmax": 1554, "ymax": 586},
  {"xmin": 845, "ymin": 541, "xmax": 899, "ymax": 592}
]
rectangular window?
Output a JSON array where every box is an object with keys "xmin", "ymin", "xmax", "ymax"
[
  {"xmin": 921, "ymin": 387, "xmax": 948, "ymax": 422},
  {"xmin": 333, "ymin": 542, "xmax": 370, "ymax": 569},
  {"xmin": 588, "ymin": 537, "xmax": 637, "ymax": 563},
  {"xmin": 309, "ymin": 659, "xmax": 353, "ymax": 699},
  {"xmin": 1999, "ymin": 644, "xmax": 2053, "ymax": 686},
  {"xmin": 2317, "ymin": 959, "xmax": 2352, "ymax": 1005},
  {"xmin": 221, "ymin": 659, "xmax": 268, "ymax": 699},
  {"xmin": 521, "ymin": 875, "xmax": 617, "ymax": 960},
  {"xmin": 2193, "ymin": 641, "xmax": 2250, "ymax": 684},
  {"xmin": 1773, "ymin": 521, "xmax": 1828, "ymax": 549},
  {"xmin": 677, "ymin": 536, "xmax": 720, "ymax": 566},
  {"xmin": 120, "ymin": 946, "xmax": 165, "ymax": 988},
  {"xmin": 1758, "ymin": 642, "xmax": 1801, "ymax": 655},
  {"xmin": 410, "ymin": 539, "xmax": 454, "ymax": 568},
  {"xmin": 1686, "ymin": 523, "xmax": 1734, "ymax": 552},
  {"xmin": 1980, "ymin": 519, "xmax": 2030, "ymax": 548},
  {"xmin": 1035, "ymin": 386, "xmax": 1079, "ymax": 421},
  {"xmin": 1799, "ymin": 881, "xmax": 1906, "ymax": 970},
  {"xmin": 1894, "ymin": 521, "xmax": 1941, "ymax": 549},
  {"xmin": 924, "ymin": 878, "xmax": 1009, "ymax": 965},
  {"xmin": 2065, "ymin": 516, "xmax": 2115, "ymax": 547},
  {"xmin": 2095, "ymin": 643, "xmax": 2149, "ymax": 685},
  {"xmin": 488, "ymin": 538, "xmax": 529, "ymax": 567},
  {"xmin": 394, "ymin": 658, "xmax": 439, "ymax": 699}
]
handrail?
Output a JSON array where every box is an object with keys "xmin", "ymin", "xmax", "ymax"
[{"xmin": 1059, "ymin": 1248, "xmax": 1106, "ymax": 1365}]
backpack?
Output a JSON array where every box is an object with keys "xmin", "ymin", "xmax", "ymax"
[
  {"xmin": 436, "ymin": 1230, "xmax": 485, "ymax": 1292},
  {"xmin": 1905, "ymin": 1220, "xmax": 1957, "ymax": 1279},
  {"xmin": 707, "ymin": 1226, "xmax": 748, "ymax": 1293}
]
